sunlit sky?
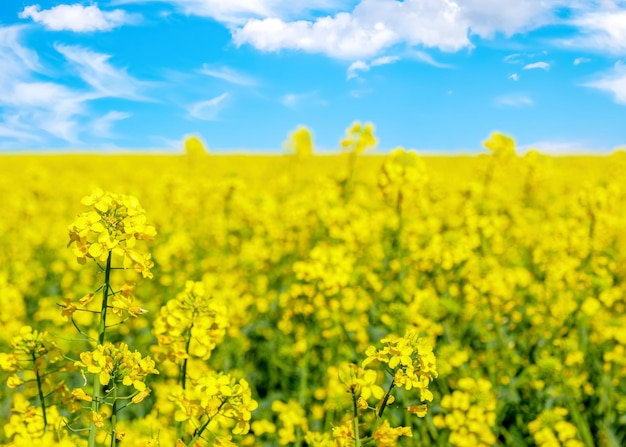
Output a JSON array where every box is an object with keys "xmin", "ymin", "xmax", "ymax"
[{"xmin": 1, "ymin": 0, "xmax": 625, "ymax": 153}]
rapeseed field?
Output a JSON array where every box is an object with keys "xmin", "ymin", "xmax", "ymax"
[{"xmin": 1, "ymin": 128, "xmax": 626, "ymax": 446}]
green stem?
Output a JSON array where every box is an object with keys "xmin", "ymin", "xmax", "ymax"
[
  {"xmin": 298, "ymin": 348, "xmax": 309, "ymax": 407},
  {"xmin": 187, "ymin": 417, "xmax": 212, "ymax": 446},
  {"xmin": 177, "ymin": 320, "xmax": 195, "ymax": 442},
  {"xmin": 32, "ymin": 352, "xmax": 48, "ymax": 428},
  {"xmin": 88, "ymin": 374, "xmax": 101, "ymax": 447},
  {"xmin": 98, "ymin": 252, "xmax": 113, "ymax": 345},
  {"xmin": 181, "ymin": 321, "xmax": 194, "ymax": 390},
  {"xmin": 110, "ymin": 386, "xmax": 118, "ymax": 447},
  {"xmin": 352, "ymin": 387, "xmax": 361, "ymax": 447},
  {"xmin": 378, "ymin": 381, "xmax": 396, "ymax": 419},
  {"xmin": 88, "ymin": 250, "xmax": 113, "ymax": 447}
]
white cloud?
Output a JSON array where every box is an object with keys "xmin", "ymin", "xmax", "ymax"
[
  {"xmin": 116, "ymin": 0, "xmax": 626, "ymax": 61},
  {"xmin": 495, "ymin": 92, "xmax": 533, "ymax": 107},
  {"xmin": 0, "ymin": 26, "xmax": 44, "ymax": 88},
  {"xmin": 233, "ymin": 0, "xmax": 472, "ymax": 60},
  {"xmin": 457, "ymin": 0, "xmax": 572, "ymax": 38},
  {"xmin": 54, "ymin": 44, "xmax": 148, "ymax": 100},
  {"xmin": 19, "ymin": 3, "xmax": 135, "ymax": 32},
  {"xmin": 371, "ymin": 55, "xmax": 399, "ymax": 66},
  {"xmin": 503, "ymin": 53, "xmax": 522, "ymax": 64},
  {"xmin": 188, "ymin": 92, "xmax": 229, "ymax": 120},
  {"xmin": 281, "ymin": 93, "xmax": 300, "ymax": 108},
  {"xmin": 584, "ymin": 62, "xmax": 626, "ymax": 105},
  {"xmin": 564, "ymin": 10, "xmax": 626, "ymax": 54},
  {"xmin": 523, "ymin": 61, "xmax": 550, "ymax": 70},
  {"xmin": 408, "ymin": 50, "xmax": 453, "ymax": 68},
  {"xmin": 0, "ymin": 122, "xmax": 42, "ymax": 142},
  {"xmin": 573, "ymin": 57, "xmax": 591, "ymax": 65},
  {"xmin": 509, "ymin": 73, "xmax": 519, "ymax": 81},
  {"xmin": 4, "ymin": 81, "xmax": 87, "ymax": 142},
  {"xmin": 91, "ymin": 111, "xmax": 131, "ymax": 137},
  {"xmin": 347, "ymin": 60, "xmax": 369, "ymax": 80},
  {"xmin": 0, "ymin": 26, "xmax": 150, "ymax": 145},
  {"xmin": 200, "ymin": 64, "xmax": 258, "ymax": 85},
  {"xmin": 280, "ymin": 91, "xmax": 326, "ymax": 108},
  {"xmin": 0, "ymin": 28, "xmax": 86, "ymax": 143},
  {"xmin": 112, "ymin": 0, "xmax": 349, "ymax": 24},
  {"xmin": 347, "ymin": 55, "xmax": 400, "ymax": 80}
]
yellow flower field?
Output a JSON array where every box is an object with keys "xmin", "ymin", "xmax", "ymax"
[{"xmin": 1, "ymin": 130, "xmax": 626, "ymax": 446}]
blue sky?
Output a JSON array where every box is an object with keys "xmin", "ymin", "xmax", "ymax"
[{"xmin": 0, "ymin": 0, "xmax": 625, "ymax": 153}]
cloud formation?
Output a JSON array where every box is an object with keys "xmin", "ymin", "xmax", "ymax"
[
  {"xmin": 188, "ymin": 92, "xmax": 229, "ymax": 120},
  {"xmin": 233, "ymin": 0, "xmax": 471, "ymax": 60},
  {"xmin": 523, "ymin": 61, "xmax": 550, "ymax": 70},
  {"xmin": 55, "ymin": 44, "xmax": 149, "ymax": 100},
  {"xmin": 112, "ymin": 0, "xmax": 349, "ymax": 24},
  {"xmin": 565, "ymin": 10, "xmax": 626, "ymax": 54},
  {"xmin": 116, "ymin": 0, "xmax": 626, "ymax": 61},
  {"xmin": 200, "ymin": 64, "xmax": 258, "ymax": 86},
  {"xmin": 19, "ymin": 3, "xmax": 136, "ymax": 32},
  {"xmin": 347, "ymin": 55, "xmax": 399, "ymax": 79},
  {"xmin": 0, "ymin": 27, "xmax": 148, "ymax": 145},
  {"xmin": 584, "ymin": 62, "xmax": 626, "ymax": 105}
]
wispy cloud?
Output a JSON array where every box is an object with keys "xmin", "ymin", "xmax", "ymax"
[
  {"xmin": 495, "ymin": 92, "xmax": 534, "ymax": 107},
  {"xmin": 573, "ymin": 57, "xmax": 591, "ymax": 65},
  {"xmin": 523, "ymin": 61, "xmax": 550, "ymax": 70},
  {"xmin": 280, "ymin": 91, "xmax": 326, "ymax": 108},
  {"xmin": 91, "ymin": 111, "xmax": 131, "ymax": 138},
  {"xmin": 371, "ymin": 55, "xmax": 399, "ymax": 66},
  {"xmin": 408, "ymin": 50, "xmax": 453, "ymax": 68},
  {"xmin": 347, "ymin": 60, "xmax": 369, "ymax": 80},
  {"xmin": 0, "ymin": 25, "xmax": 43, "ymax": 79},
  {"xmin": 509, "ymin": 73, "xmax": 519, "ymax": 81},
  {"xmin": 562, "ymin": 10, "xmax": 626, "ymax": 55},
  {"xmin": 55, "ymin": 44, "xmax": 149, "ymax": 100},
  {"xmin": 200, "ymin": 64, "xmax": 258, "ymax": 86},
  {"xmin": 346, "ymin": 55, "xmax": 400, "ymax": 80},
  {"xmin": 188, "ymin": 92, "xmax": 229, "ymax": 120},
  {"xmin": 504, "ymin": 53, "xmax": 522, "ymax": 64},
  {"xmin": 19, "ymin": 4, "xmax": 137, "ymax": 32},
  {"xmin": 0, "ymin": 27, "xmax": 150, "ymax": 146},
  {"xmin": 583, "ymin": 62, "xmax": 626, "ymax": 105}
]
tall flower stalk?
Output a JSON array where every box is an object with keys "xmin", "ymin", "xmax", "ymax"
[{"xmin": 66, "ymin": 189, "xmax": 157, "ymax": 447}]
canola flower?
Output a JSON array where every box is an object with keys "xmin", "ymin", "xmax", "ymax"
[
  {"xmin": 1, "ymin": 125, "xmax": 626, "ymax": 446},
  {"xmin": 67, "ymin": 188, "xmax": 156, "ymax": 277}
]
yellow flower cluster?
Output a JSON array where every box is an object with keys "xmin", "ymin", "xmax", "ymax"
[
  {"xmin": 76, "ymin": 341, "xmax": 158, "ymax": 391},
  {"xmin": 67, "ymin": 188, "xmax": 156, "ymax": 277},
  {"xmin": 3, "ymin": 394, "xmax": 76, "ymax": 446},
  {"xmin": 528, "ymin": 408, "xmax": 584, "ymax": 447},
  {"xmin": 153, "ymin": 280, "xmax": 229, "ymax": 363},
  {"xmin": 271, "ymin": 400, "xmax": 308, "ymax": 445},
  {"xmin": 433, "ymin": 377, "xmax": 497, "ymax": 446},
  {"xmin": 340, "ymin": 121, "xmax": 378, "ymax": 155},
  {"xmin": 378, "ymin": 147, "xmax": 428, "ymax": 201},
  {"xmin": 3, "ymin": 130, "xmax": 626, "ymax": 446},
  {"xmin": 0, "ymin": 326, "xmax": 62, "ymax": 389},
  {"xmin": 169, "ymin": 371, "xmax": 258, "ymax": 436},
  {"xmin": 363, "ymin": 329, "xmax": 438, "ymax": 409},
  {"xmin": 373, "ymin": 420, "xmax": 412, "ymax": 447}
]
